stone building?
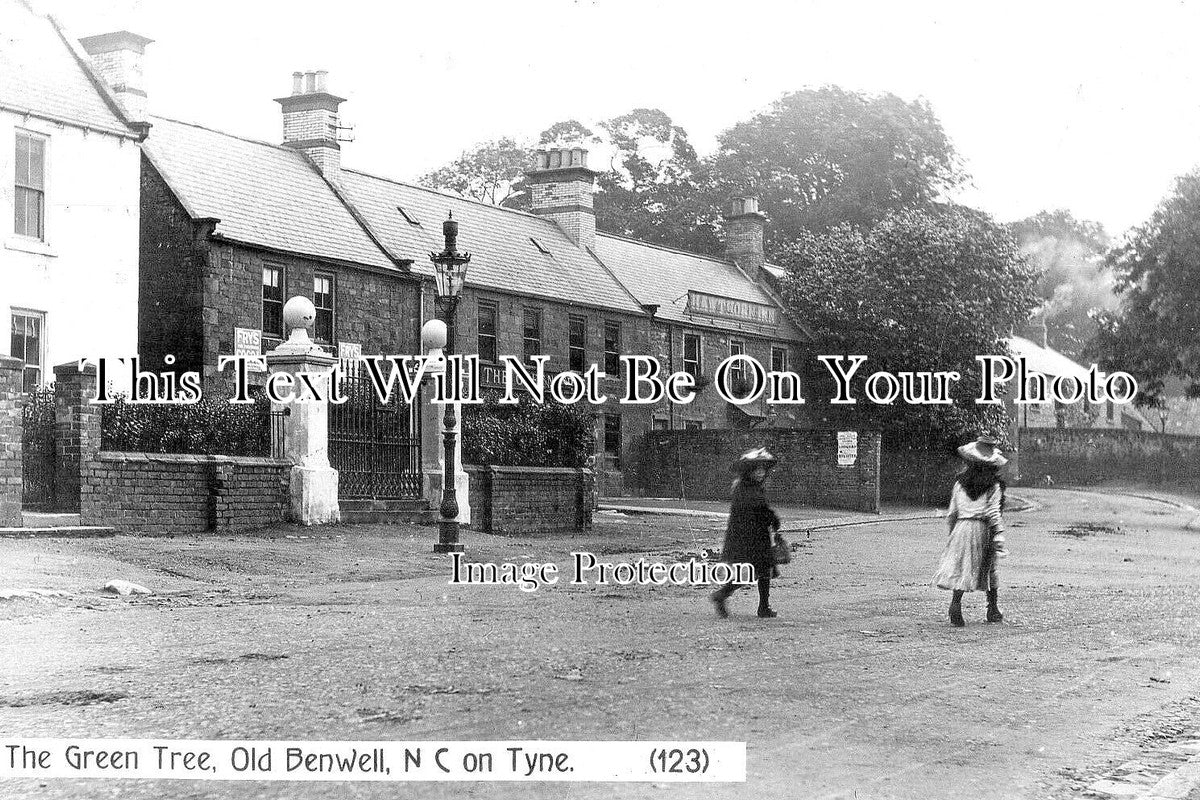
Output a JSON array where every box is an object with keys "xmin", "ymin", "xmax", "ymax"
[
  {"xmin": 1, "ymin": 0, "xmax": 148, "ymax": 390},
  {"xmin": 131, "ymin": 71, "xmax": 814, "ymax": 495}
]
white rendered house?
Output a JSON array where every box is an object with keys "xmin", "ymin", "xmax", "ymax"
[{"xmin": 1, "ymin": 0, "xmax": 148, "ymax": 389}]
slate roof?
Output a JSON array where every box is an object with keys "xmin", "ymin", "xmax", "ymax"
[
  {"xmin": 594, "ymin": 234, "xmax": 809, "ymax": 340},
  {"xmin": 0, "ymin": 0, "xmax": 135, "ymax": 137},
  {"xmin": 337, "ymin": 169, "xmax": 644, "ymax": 314},
  {"xmin": 140, "ymin": 113, "xmax": 802, "ymax": 334},
  {"xmin": 142, "ymin": 117, "xmax": 396, "ymax": 270}
]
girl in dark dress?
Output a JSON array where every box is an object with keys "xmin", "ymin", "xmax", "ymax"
[{"xmin": 711, "ymin": 448, "xmax": 782, "ymax": 619}]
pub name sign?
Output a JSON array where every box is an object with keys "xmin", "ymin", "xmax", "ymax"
[{"xmin": 686, "ymin": 291, "xmax": 780, "ymax": 327}]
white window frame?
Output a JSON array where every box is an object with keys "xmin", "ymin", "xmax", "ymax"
[
  {"xmin": 313, "ymin": 271, "xmax": 335, "ymax": 344},
  {"xmin": 683, "ymin": 332, "xmax": 702, "ymax": 379},
  {"xmin": 10, "ymin": 308, "xmax": 47, "ymax": 389},
  {"xmin": 13, "ymin": 129, "xmax": 48, "ymax": 242}
]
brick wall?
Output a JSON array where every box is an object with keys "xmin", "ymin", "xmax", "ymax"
[
  {"xmin": 880, "ymin": 436, "xmax": 960, "ymax": 506},
  {"xmin": 1016, "ymin": 427, "xmax": 1200, "ymax": 490},
  {"xmin": 465, "ymin": 465, "xmax": 595, "ymax": 535},
  {"xmin": 452, "ymin": 286, "xmax": 652, "ymax": 491},
  {"xmin": 0, "ymin": 357, "xmax": 22, "ymax": 526},
  {"xmin": 141, "ymin": 157, "xmax": 422, "ymax": 394},
  {"xmin": 53, "ymin": 363, "xmax": 101, "ymax": 513},
  {"xmin": 81, "ymin": 453, "xmax": 290, "ymax": 534},
  {"xmin": 643, "ymin": 323, "xmax": 811, "ymax": 432},
  {"xmin": 628, "ymin": 428, "xmax": 880, "ymax": 513},
  {"xmin": 202, "ymin": 244, "xmax": 419, "ymax": 394},
  {"xmin": 139, "ymin": 156, "xmax": 208, "ymax": 377}
]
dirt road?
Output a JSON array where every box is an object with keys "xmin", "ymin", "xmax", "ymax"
[{"xmin": 2, "ymin": 488, "xmax": 1200, "ymax": 799}]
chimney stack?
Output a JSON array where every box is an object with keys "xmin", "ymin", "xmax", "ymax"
[
  {"xmin": 275, "ymin": 70, "xmax": 345, "ymax": 180},
  {"xmin": 525, "ymin": 148, "xmax": 598, "ymax": 250},
  {"xmin": 78, "ymin": 31, "xmax": 154, "ymax": 123},
  {"xmin": 725, "ymin": 196, "xmax": 767, "ymax": 280}
]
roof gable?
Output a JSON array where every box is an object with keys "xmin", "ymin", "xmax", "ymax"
[
  {"xmin": 142, "ymin": 117, "xmax": 396, "ymax": 270},
  {"xmin": 0, "ymin": 0, "xmax": 135, "ymax": 136}
]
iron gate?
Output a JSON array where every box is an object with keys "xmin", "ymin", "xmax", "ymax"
[
  {"xmin": 22, "ymin": 385, "xmax": 56, "ymax": 509},
  {"xmin": 328, "ymin": 372, "xmax": 423, "ymax": 499}
]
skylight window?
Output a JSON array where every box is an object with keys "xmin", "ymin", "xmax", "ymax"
[
  {"xmin": 530, "ymin": 237, "xmax": 552, "ymax": 255},
  {"xmin": 396, "ymin": 206, "xmax": 421, "ymax": 226}
]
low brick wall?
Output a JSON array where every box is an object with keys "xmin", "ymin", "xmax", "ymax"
[
  {"xmin": 81, "ymin": 452, "xmax": 291, "ymax": 534},
  {"xmin": 0, "ymin": 357, "xmax": 22, "ymax": 526},
  {"xmin": 627, "ymin": 429, "xmax": 880, "ymax": 513},
  {"xmin": 1017, "ymin": 428, "xmax": 1200, "ymax": 490},
  {"xmin": 465, "ymin": 465, "xmax": 594, "ymax": 535}
]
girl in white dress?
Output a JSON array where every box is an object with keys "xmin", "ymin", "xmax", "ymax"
[{"xmin": 933, "ymin": 439, "xmax": 1008, "ymax": 626}]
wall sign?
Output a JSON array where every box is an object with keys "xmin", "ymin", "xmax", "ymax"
[
  {"xmin": 686, "ymin": 290, "xmax": 780, "ymax": 327},
  {"xmin": 837, "ymin": 431, "xmax": 858, "ymax": 467},
  {"xmin": 234, "ymin": 327, "xmax": 265, "ymax": 372}
]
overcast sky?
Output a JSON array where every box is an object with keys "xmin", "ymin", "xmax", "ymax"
[{"xmin": 41, "ymin": 0, "xmax": 1200, "ymax": 237}]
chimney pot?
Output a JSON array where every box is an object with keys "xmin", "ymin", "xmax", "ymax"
[
  {"xmin": 725, "ymin": 196, "xmax": 767, "ymax": 281},
  {"xmin": 731, "ymin": 196, "xmax": 760, "ymax": 217},
  {"xmin": 525, "ymin": 147, "xmax": 598, "ymax": 249},
  {"xmin": 78, "ymin": 30, "xmax": 154, "ymax": 124},
  {"xmin": 277, "ymin": 70, "xmax": 346, "ymax": 180}
]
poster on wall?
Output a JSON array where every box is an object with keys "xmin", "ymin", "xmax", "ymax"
[
  {"xmin": 234, "ymin": 327, "xmax": 265, "ymax": 372},
  {"xmin": 837, "ymin": 431, "xmax": 858, "ymax": 467}
]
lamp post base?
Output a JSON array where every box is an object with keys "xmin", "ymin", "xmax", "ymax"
[{"xmin": 434, "ymin": 520, "xmax": 464, "ymax": 553}]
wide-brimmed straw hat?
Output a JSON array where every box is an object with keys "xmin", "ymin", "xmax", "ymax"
[
  {"xmin": 957, "ymin": 438, "xmax": 1008, "ymax": 467},
  {"xmin": 732, "ymin": 447, "xmax": 778, "ymax": 473}
]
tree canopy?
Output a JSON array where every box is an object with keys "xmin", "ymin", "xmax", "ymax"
[
  {"xmin": 420, "ymin": 137, "xmax": 529, "ymax": 207},
  {"xmin": 712, "ymin": 86, "xmax": 967, "ymax": 252},
  {"xmin": 419, "ymin": 87, "xmax": 967, "ymax": 257},
  {"xmin": 1087, "ymin": 169, "xmax": 1200, "ymax": 406},
  {"xmin": 777, "ymin": 206, "xmax": 1040, "ymax": 442}
]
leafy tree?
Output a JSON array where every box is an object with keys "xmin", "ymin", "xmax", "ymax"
[
  {"xmin": 420, "ymin": 137, "xmax": 530, "ymax": 207},
  {"xmin": 591, "ymin": 108, "xmax": 720, "ymax": 254},
  {"xmin": 538, "ymin": 119, "xmax": 596, "ymax": 148},
  {"xmin": 419, "ymin": 88, "xmax": 968, "ymax": 260},
  {"xmin": 1010, "ymin": 210, "xmax": 1113, "ymax": 360},
  {"xmin": 712, "ymin": 86, "xmax": 967, "ymax": 252},
  {"xmin": 1087, "ymin": 169, "xmax": 1200, "ymax": 406},
  {"xmin": 777, "ymin": 206, "xmax": 1040, "ymax": 442}
]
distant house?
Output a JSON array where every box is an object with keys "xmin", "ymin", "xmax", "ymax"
[
  {"xmin": 1007, "ymin": 335, "xmax": 1149, "ymax": 431},
  {"xmin": 1, "ymin": 0, "xmax": 148, "ymax": 389}
]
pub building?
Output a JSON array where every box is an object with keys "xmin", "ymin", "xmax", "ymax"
[{"xmin": 132, "ymin": 70, "xmax": 813, "ymax": 496}]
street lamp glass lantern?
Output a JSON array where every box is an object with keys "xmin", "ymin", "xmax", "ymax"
[
  {"xmin": 430, "ymin": 213, "xmax": 471, "ymax": 299},
  {"xmin": 432, "ymin": 257, "xmax": 469, "ymax": 299}
]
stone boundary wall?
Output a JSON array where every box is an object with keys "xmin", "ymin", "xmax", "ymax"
[
  {"xmin": 1016, "ymin": 427, "xmax": 1200, "ymax": 490},
  {"xmin": 82, "ymin": 452, "xmax": 291, "ymax": 534},
  {"xmin": 465, "ymin": 465, "xmax": 595, "ymax": 535},
  {"xmin": 627, "ymin": 429, "xmax": 880, "ymax": 513}
]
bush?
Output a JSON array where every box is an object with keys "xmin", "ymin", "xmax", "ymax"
[
  {"xmin": 461, "ymin": 392, "xmax": 596, "ymax": 468},
  {"xmin": 100, "ymin": 393, "xmax": 273, "ymax": 456}
]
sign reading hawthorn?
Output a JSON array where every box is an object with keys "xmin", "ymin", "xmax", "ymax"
[{"xmin": 685, "ymin": 291, "xmax": 780, "ymax": 327}]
